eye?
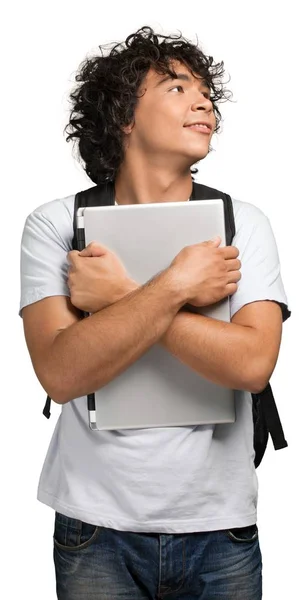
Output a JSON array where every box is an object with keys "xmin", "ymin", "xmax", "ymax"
[{"xmin": 169, "ymin": 85, "xmax": 184, "ymax": 93}]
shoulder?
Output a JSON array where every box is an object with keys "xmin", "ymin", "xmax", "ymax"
[
  {"xmin": 23, "ymin": 193, "xmax": 76, "ymax": 250},
  {"xmin": 31, "ymin": 193, "xmax": 75, "ymax": 219},
  {"xmin": 230, "ymin": 196, "xmax": 274, "ymax": 247},
  {"xmin": 231, "ymin": 196, "xmax": 269, "ymax": 230}
]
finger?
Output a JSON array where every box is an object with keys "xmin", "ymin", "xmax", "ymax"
[
  {"xmin": 226, "ymin": 258, "xmax": 241, "ymax": 272},
  {"xmin": 220, "ymin": 245, "xmax": 240, "ymax": 259},
  {"xmin": 79, "ymin": 241, "xmax": 109, "ymax": 257},
  {"xmin": 208, "ymin": 236, "xmax": 221, "ymax": 247},
  {"xmin": 67, "ymin": 250, "xmax": 80, "ymax": 264},
  {"xmin": 226, "ymin": 282, "xmax": 238, "ymax": 295},
  {"xmin": 67, "ymin": 267, "xmax": 73, "ymax": 289},
  {"xmin": 227, "ymin": 270, "xmax": 242, "ymax": 283},
  {"xmin": 199, "ymin": 237, "xmax": 221, "ymax": 248}
]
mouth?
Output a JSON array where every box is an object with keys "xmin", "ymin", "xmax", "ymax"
[{"xmin": 184, "ymin": 122, "xmax": 212, "ymax": 134}]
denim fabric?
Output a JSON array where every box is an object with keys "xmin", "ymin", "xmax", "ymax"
[{"xmin": 54, "ymin": 512, "xmax": 262, "ymax": 599}]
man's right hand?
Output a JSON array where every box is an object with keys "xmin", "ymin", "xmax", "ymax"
[{"xmin": 167, "ymin": 237, "xmax": 241, "ymax": 307}]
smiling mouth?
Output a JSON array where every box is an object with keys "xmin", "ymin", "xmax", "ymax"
[{"xmin": 185, "ymin": 123, "xmax": 211, "ymax": 134}]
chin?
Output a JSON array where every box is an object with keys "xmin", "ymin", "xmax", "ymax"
[
  {"xmin": 183, "ymin": 142, "xmax": 211, "ymax": 162},
  {"xmin": 187, "ymin": 150, "xmax": 210, "ymax": 164}
]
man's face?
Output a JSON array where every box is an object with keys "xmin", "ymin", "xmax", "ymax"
[{"xmin": 126, "ymin": 61, "xmax": 216, "ymax": 167}]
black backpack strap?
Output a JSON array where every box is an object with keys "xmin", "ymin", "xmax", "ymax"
[
  {"xmin": 253, "ymin": 383, "xmax": 288, "ymax": 468},
  {"xmin": 43, "ymin": 182, "xmax": 115, "ymax": 419},
  {"xmin": 191, "ymin": 182, "xmax": 235, "ymax": 245},
  {"xmin": 43, "ymin": 395, "xmax": 51, "ymax": 419},
  {"xmin": 72, "ymin": 182, "xmax": 115, "ymax": 249},
  {"xmin": 254, "ymin": 384, "xmax": 288, "ymax": 450}
]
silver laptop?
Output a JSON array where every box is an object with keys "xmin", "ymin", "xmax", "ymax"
[{"xmin": 78, "ymin": 200, "xmax": 235, "ymax": 430}]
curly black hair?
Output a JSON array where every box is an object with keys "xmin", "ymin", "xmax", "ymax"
[{"xmin": 64, "ymin": 26, "xmax": 233, "ymax": 184}]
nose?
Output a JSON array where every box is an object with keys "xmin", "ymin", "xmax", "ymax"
[{"xmin": 191, "ymin": 93, "xmax": 213, "ymax": 113}]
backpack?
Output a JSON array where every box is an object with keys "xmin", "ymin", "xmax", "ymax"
[{"xmin": 43, "ymin": 181, "xmax": 288, "ymax": 468}]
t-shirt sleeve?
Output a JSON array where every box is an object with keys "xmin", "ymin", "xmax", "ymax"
[
  {"xmin": 19, "ymin": 205, "xmax": 72, "ymax": 317},
  {"xmin": 229, "ymin": 204, "xmax": 291, "ymax": 322}
]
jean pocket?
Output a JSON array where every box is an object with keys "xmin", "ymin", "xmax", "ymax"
[
  {"xmin": 53, "ymin": 511, "xmax": 101, "ymax": 551},
  {"xmin": 226, "ymin": 524, "xmax": 258, "ymax": 543}
]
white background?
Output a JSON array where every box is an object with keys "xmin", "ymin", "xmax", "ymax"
[{"xmin": 2, "ymin": 1, "xmax": 298, "ymax": 598}]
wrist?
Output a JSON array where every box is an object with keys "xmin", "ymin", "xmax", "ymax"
[
  {"xmin": 124, "ymin": 278, "xmax": 141, "ymax": 295},
  {"xmin": 160, "ymin": 266, "xmax": 189, "ymax": 309},
  {"xmin": 159, "ymin": 307, "xmax": 187, "ymax": 347}
]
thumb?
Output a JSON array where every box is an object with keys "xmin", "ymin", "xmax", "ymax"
[{"xmin": 79, "ymin": 242, "xmax": 108, "ymax": 257}]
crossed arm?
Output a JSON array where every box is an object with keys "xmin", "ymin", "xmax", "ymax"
[{"xmin": 23, "ymin": 279, "xmax": 283, "ymax": 404}]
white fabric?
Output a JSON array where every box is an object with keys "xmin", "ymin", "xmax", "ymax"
[{"xmin": 19, "ymin": 193, "xmax": 290, "ymax": 533}]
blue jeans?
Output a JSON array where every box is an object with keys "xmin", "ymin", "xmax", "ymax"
[{"xmin": 53, "ymin": 512, "xmax": 262, "ymax": 599}]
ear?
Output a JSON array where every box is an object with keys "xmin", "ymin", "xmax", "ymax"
[{"xmin": 122, "ymin": 121, "xmax": 135, "ymax": 135}]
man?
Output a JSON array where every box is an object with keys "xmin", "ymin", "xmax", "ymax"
[{"xmin": 20, "ymin": 26, "xmax": 289, "ymax": 599}]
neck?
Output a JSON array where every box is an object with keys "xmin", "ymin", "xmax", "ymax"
[{"xmin": 114, "ymin": 156, "xmax": 194, "ymax": 205}]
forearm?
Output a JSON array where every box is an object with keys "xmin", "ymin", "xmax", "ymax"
[
  {"xmin": 159, "ymin": 310, "xmax": 269, "ymax": 392},
  {"xmin": 47, "ymin": 270, "xmax": 185, "ymax": 403}
]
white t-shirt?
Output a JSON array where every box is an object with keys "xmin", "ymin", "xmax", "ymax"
[{"xmin": 19, "ymin": 192, "xmax": 290, "ymax": 533}]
